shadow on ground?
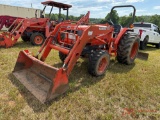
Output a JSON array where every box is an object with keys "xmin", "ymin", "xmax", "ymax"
[
  {"xmin": 13, "ymin": 41, "xmax": 37, "ymax": 48},
  {"xmin": 8, "ymin": 59, "xmax": 135, "ymax": 113},
  {"xmin": 0, "ymin": 40, "xmax": 38, "ymax": 49},
  {"xmin": 108, "ymin": 59, "xmax": 135, "ymax": 74},
  {"xmin": 144, "ymin": 45, "xmax": 160, "ymax": 52}
]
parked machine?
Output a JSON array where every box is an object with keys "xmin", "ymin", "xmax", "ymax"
[
  {"xmin": 0, "ymin": 15, "xmax": 24, "ymax": 30},
  {"xmin": 0, "ymin": 1, "xmax": 72, "ymax": 48},
  {"xmin": 12, "ymin": 5, "xmax": 147, "ymax": 103}
]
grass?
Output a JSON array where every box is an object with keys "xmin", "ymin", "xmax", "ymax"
[{"xmin": 0, "ymin": 40, "xmax": 160, "ymax": 120}]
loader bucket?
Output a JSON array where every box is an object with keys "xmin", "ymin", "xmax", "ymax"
[
  {"xmin": 0, "ymin": 32, "xmax": 13, "ymax": 48},
  {"xmin": 12, "ymin": 50, "xmax": 69, "ymax": 103}
]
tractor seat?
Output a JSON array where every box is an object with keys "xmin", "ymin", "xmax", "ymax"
[{"xmin": 113, "ymin": 24, "xmax": 122, "ymax": 34}]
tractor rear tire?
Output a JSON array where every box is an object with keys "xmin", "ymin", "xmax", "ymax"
[
  {"xmin": 59, "ymin": 52, "xmax": 67, "ymax": 62},
  {"xmin": 140, "ymin": 36, "xmax": 148, "ymax": 50},
  {"xmin": 88, "ymin": 50, "xmax": 110, "ymax": 77},
  {"xmin": 30, "ymin": 32, "xmax": 45, "ymax": 46},
  {"xmin": 117, "ymin": 33, "xmax": 140, "ymax": 65}
]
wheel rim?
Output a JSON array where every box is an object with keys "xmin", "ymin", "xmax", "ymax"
[
  {"xmin": 130, "ymin": 42, "xmax": 139, "ymax": 59},
  {"xmin": 34, "ymin": 35, "xmax": 43, "ymax": 45},
  {"xmin": 98, "ymin": 57, "xmax": 107, "ymax": 73}
]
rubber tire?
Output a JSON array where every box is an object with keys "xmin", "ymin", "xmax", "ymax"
[
  {"xmin": 88, "ymin": 50, "xmax": 110, "ymax": 77},
  {"xmin": 140, "ymin": 37, "xmax": 148, "ymax": 50},
  {"xmin": 59, "ymin": 52, "xmax": 67, "ymax": 62},
  {"xmin": 156, "ymin": 42, "xmax": 160, "ymax": 49},
  {"xmin": 117, "ymin": 33, "xmax": 140, "ymax": 65},
  {"xmin": 21, "ymin": 35, "xmax": 30, "ymax": 42},
  {"xmin": 30, "ymin": 32, "xmax": 45, "ymax": 46}
]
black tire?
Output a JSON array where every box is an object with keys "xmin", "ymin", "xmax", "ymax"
[
  {"xmin": 140, "ymin": 36, "xmax": 148, "ymax": 50},
  {"xmin": 156, "ymin": 42, "xmax": 160, "ymax": 49},
  {"xmin": 117, "ymin": 33, "xmax": 140, "ymax": 65},
  {"xmin": 30, "ymin": 32, "xmax": 45, "ymax": 46},
  {"xmin": 88, "ymin": 50, "xmax": 110, "ymax": 77},
  {"xmin": 21, "ymin": 34, "xmax": 30, "ymax": 42},
  {"xmin": 59, "ymin": 52, "xmax": 67, "ymax": 62}
]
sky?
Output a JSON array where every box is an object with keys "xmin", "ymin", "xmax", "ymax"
[{"xmin": 0, "ymin": 0, "xmax": 160, "ymax": 18}]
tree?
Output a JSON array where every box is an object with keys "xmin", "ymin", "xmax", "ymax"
[
  {"xmin": 119, "ymin": 13, "xmax": 133, "ymax": 27},
  {"xmin": 150, "ymin": 14, "xmax": 160, "ymax": 27},
  {"xmin": 45, "ymin": 13, "xmax": 160, "ymax": 28},
  {"xmin": 100, "ymin": 10, "xmax": 119, "ymax": 24}
]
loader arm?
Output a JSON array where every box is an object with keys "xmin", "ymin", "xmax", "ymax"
[
  {"xmin": 77, "ymin": 11, "xmax": 90, "ymax": 25},
  {"xmin": 39, "ymin": 24, "xmax": 113, "ymax": 76},
  {"xmin": 35, "ymin": 11, "xmax": 91, "ymax": 58}
]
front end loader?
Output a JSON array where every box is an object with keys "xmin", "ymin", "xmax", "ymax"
[
  {"xmin": 12, "ymin": 5, "xmax": 148, "ymax": 103},
  {"xmin": 0, "ymin": 1, "xmax": 72, "ymax": 48}
]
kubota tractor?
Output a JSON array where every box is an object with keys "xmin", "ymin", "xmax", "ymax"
[
  {"xmin": 0, "ymin": 15, "xmax": 24, "ymax": 30},
  {"xmin": 12, "ymin": 5, "xmax": 148, "ymax": 103},
  {"xmin": 0, "ymin": 1, "xmax": 72, "ymax": 48}
]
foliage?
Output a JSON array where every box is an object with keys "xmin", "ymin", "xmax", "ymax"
[
  {"xmin": 45, "ymin": 13, "xmax": 78, "ymax": 21},
  {"xmin": 102, "ymin": 11, "xmax": 160, "ymax": 27},
  {"xmin": 45, "ymin": 12, "xmax": 160, "ymax": 27},
  {"xmin": 100, "ymin": 10, "xmax": 119, "ymax": 24}
]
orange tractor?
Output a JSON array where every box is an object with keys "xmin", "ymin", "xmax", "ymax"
[
  {"xmin": 0, "ymin": 1, "xmax": 72, "ymax": 48},
  {"xmin": 12, "ymin": 5, "xmax": 147, "ymax": 103}
]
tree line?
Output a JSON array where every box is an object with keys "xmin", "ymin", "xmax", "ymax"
[
  {"xmin": 45, "ymin": 13, "xmax": 102, "ymax": 24},
  {"xmin": 100, "ymin": 10, "xmax": 160, "ymax": 27},
  {"xmin": 46, "ymin": 11, "xmax": 160, "ymax": 27}
]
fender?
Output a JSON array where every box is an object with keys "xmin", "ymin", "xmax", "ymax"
[{"xmin": 114, "ymin": 28, "xmax": 128, "ymax": 45}]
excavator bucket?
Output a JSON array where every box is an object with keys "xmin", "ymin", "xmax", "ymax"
[{"xmin": 12, "ymin": 50, "xmax": 69, "ymax": 103}]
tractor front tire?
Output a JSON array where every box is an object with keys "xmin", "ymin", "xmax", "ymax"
[
  {"xmin": 88, "ymin": 50, "xmax": 110, "ymax": 77},
  {"xmin": 59, "ymin": 52, "xmax": 67, "ymax": 62},
  {"xmin": 117, "ymin": 33, "xmax": 140, "ymax": 65},
  {"xmin": 30, "ymin": 32, "xmax": 45, "ymax": 46},
  {"xmin": 21, "ymin": 35, "xmax": 30, "ymax": 42}
]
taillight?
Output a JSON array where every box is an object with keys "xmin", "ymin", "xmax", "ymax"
[{"xmin": 139, "ymin": 29, "xmax": 143, "ymax": 38}]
